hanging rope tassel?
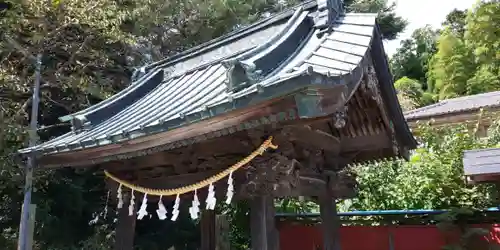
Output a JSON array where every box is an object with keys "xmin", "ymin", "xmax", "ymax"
[
  {"xmin": 128, "ymin": 190, "xmax": 135, "ymax": 216},
  {"xmin": 189, "ymin": 189, "xmax": 200, "ymax": 220},
  {"xmin": 206, "ymin": 183, "xmax": 216, "ymax": 210},
  {"xmin": 156, "ymin": 195, "xmax": 168, "ymax": 220},
  {"xmin": 137, "ymin": 194, "xmax": 148, "ymax": 220},
  {"xmin": 171, "ymin": 194, "xmax": 180, "ymax": 221},
  {"xmin": 225, "ymin": 171, "xmax": 234, "ymax": 204}
]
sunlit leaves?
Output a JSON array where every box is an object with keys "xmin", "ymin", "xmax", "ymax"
[
  {"xmin": 427, "ymin": 28, "xmax": 475, "ymax": 99},
  {"xmin": 427, "ymin": 0, "xmax": 500, "ymax": 100},
  {"xmin": 343, "ymin": 122, "xmax": 500, "ymax": 212},
  {"xmin": 390, "ymin": 25, "xmax": 439, "ymax": 84},
  {"xmin": 394, "ymin": 76, "xmax": 434, "ymax": 109}
]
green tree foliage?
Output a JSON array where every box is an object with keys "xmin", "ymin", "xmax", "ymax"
[
  {"xmin": 391, "ymin": 1, "xmax": 499, "ymax": 107},
  {"xmin": 390, "ymin": 26, "xmax": 439, "ymax": 84},
  {"xmin": 463, "ymin": 0, "xmax": 500, "ymax": 95},
  {"xmin": 427, "ymin": 28, "xmax": 475, "ymax": 99},
  {"xmin": 442, "ymin": 9, "xmax": 467, "ymax": 37},
  {"xmin": 344, "ymin": 0, "xmax": 407, "ymax": 40},
  {"xmin": 345, "ymin": 122, "xmax": 500, "ymax": 211},
  {"xmin": 428, "ymin": 0, "xmax": 500, "ymax": 99},
  {"xmin": 394, "ymin": 77, "xmax": 434, "ymax": 110}
]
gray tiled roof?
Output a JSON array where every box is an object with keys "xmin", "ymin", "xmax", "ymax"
[
  {"xmin": 405, "ymin": 91, "xmax": 500, "ymax": 120},
  {"xmin": 20, "ymin": 5, "xmax": 380, "ymax": 155},
  {"xmin": 463, "ymin": 148, "xmax": 500, "ymax": 177}
]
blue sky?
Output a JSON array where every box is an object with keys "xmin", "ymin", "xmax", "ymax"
[{"xmin": 384, "ymin": 0, "xmax": 477, "ymax": 56}]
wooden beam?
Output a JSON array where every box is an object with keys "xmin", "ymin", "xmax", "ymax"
[
  {"xmin": 340, "ymin": 133, "xmax": 391, "ymax": 152},
  {"xmin": 467, "ymin": 174, "xmax": 500, "ymax": 184},
  {"xmin": 39, "ymin": 96, "xmax": 297, "ymax": 167},
  {"xmin": 114, "ymin": 194, "xmax": 136, "ymax": 250},
  {"xmin": 120, "ymin": 169, "xmax": 223, "ymax": 188},
  {"xmin": 281, "ymin": 125, "xmax": 340, "ymax": 153}
]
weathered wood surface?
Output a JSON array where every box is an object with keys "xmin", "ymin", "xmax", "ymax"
[
  {"xmin": 38, "ymin": 96, "xmax": 298, "ymax": 167},
  {"xmin": 201, "ymin": 210, "xmax": 216, "ymax": 250},
  {"xmin": 114, "ymin": 194, "xmax": 136, "ymax": 250},
  {"xmin": 281, "ymin": 125, "xmax": 340, "ymax": 153},
  {"xmin": 319, "ymin": 180, "xmax": 341, "ymax": 250},
  {"xmin": 250, "ymin": 196, "xmax": 278, "ymax": 250},
  {"xmin": 215, "ymin": 214, "xmax": 230, "ymax": 250},
  {"xmin": 240, "ymin": 154, "xmax": 300, "ymax": 197}
]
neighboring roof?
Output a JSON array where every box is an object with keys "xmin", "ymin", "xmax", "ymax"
[
  {"xmin": 19, "ymin": 2, "xmax": 416, "ymax": 162},
  {"xmin": 405, "ymin": 91, "xmax": 500, "ymax": 121},
  {"xmin": 463, "ymin": 148, "xmax": 500, "ymax": 178}
]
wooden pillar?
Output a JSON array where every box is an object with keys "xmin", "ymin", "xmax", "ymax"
[
  {"xmin": 114, "ymin": 196, "xmax": 136, "ymax": 250},
  {"xmin": 266, "ymin": 196, "xmax": 279, "ymax": 250},
  {"xmin": 250, "ymin": 195, "xmax": 278, "ymax": 250},
  {"xmin": 319, "ymin": 189, "xmax": 341, "ymax": 250},
  {"xmin": 215, "ymin": 214, "xmax": 230, "ymax": 250},
  {"xmin": 201, "ymin": 210, "xmax": 216, "ymax": 250},
  {"xmin": 251, "ymin": 196, "xmax": 268, "ymax": 250}
]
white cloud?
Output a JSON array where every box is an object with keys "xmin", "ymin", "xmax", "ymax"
[{"xmin": 384, "ymin": 0, "xmax": 477, "ymax": 56}]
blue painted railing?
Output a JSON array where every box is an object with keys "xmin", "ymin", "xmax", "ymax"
[{"xmin": 275, "ymin": 207, "xmax": 500, "ymax": 218}]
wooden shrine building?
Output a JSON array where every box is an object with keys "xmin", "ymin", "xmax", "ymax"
[{"xmin": 19, "ymin": 1, "xmax": 416, "ymax": 249}]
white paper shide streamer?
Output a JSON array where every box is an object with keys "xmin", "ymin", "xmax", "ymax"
[
  {"xmin": 189, "ymin": 189, "xmax": 200, "ymax": 220},
  {"xmin": 117, "ymin": 184, "xmax": 123, "ymax": 209},
  {"xmin": 128, "ymin": 190, "xmax": 135, "ymax": 216},
  {"xmin": 137, "ymin": 194, "xmax": 148, "ymax": 220},
  {"xmin": 171, "ymin": 194, "xmax": 180, "ymax": 221},
  {"xmin": 225, "ymin": 171, "xmax": 234, "ymax": 204},
  {"xmin": 156, "ymin": 196, "xmax": 168, "ymax": 220},
  {"xmin": 205, "ymin": 183, "xmax": 216, "ymax": 210}
]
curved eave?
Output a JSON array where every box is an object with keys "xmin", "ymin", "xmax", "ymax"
[
  {"xmin": 33, "ymin": 71, "xmax": 355, "ymax": 168},
  {"xmin": 59, "ymin": 68, "xmax": 164, "ymax": 123},
  {"xmin": 21, "ymin": 12, "xmax": 395, "ymax": 166},
  {"xmin": 370, "ymin": 24, "xmax": 418, "ymax": 152}
]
